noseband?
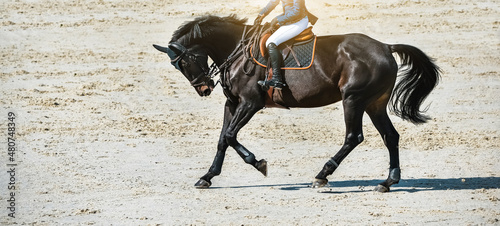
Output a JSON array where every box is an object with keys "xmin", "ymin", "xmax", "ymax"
[{"xmin": 167, "ymin": 42, "xmax": 219, "ymax": 87}]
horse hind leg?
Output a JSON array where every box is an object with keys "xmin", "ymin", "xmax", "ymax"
[
  {"xmin": 313, "ymin": 99, "xmax": 365, "ymax": 188},
  {"xmin": 366, "ymin": 100, "xmax": 401, "ymax": 192}
]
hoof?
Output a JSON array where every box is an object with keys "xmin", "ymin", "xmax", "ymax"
[
  {"xmin": 194, "ymin": 179, "xmax": 211, "ymax": 189},
  {"xmin": 374, "ymin": 184, "xmax": 390, "ymax": 193},
  {"xmin": 312, "ymin": 178, "xmax": 328, "ymax": 188},
  {"xmin": 256, "ymin": 159, "xmax": 267, "ymax": 177}
]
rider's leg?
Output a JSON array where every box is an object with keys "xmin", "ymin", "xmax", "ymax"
[
  {"xmin": 258, "ymin": 42, "xmax": 285, "ymax": 89},
  {"xmin": 258, "ymin": 16, "xmax": 309, "ymax": 89}
]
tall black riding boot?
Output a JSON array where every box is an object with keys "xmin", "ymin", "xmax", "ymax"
[{"xmin": 258, "ymin": 43, "xmax": 286, "ymax": 90}]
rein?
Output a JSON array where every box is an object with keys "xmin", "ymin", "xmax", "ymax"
[{"xmin": 216, "ymin": 24, "xmax": 266, "ymax": 88}]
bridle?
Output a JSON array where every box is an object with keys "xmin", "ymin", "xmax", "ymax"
[
  {"xmin": 158, "ymin": 25, "xmax": 259, "ymax": 89},
  {"xmin": 165, "ymin": 42, "xmax": 219, "ymax": 87}
]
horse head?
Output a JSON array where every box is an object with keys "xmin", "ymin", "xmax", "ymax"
[
  {"xmin": 153, "ymin": 15, "xmax": 249, "ymax": 97},
  {"xmin": 153, "ymin": 42, "xmax": 214, "ymax": 97}
]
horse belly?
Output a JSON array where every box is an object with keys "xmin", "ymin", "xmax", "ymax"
[{"xmin": 272, "ymin": 82, "xmax": 342, "ymax": 108}]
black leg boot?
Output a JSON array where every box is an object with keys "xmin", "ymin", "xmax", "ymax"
[{"xmin": 258, "ymin": 43, "xmax": 286, "ymax": 90}]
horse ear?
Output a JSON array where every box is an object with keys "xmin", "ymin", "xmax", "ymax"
[
  {"xmin": 153, "ymin": 44, "xmax": 169, "ymax": 53},
  {"xmin": 167, "ymin": 43, "xmax": 184, "ymax": 55},
  {"xmin": 153, "ymin": 44, "xmax": 178, "ymax": 59}
]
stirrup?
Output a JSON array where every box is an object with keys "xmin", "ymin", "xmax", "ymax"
[{"xmin": 257, "ymin": 79, "xmax": 285, "ymax": 90}]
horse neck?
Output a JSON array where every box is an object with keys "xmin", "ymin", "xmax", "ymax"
[{"xmin": 202, "ymin": 24, "xmax": 245, "ymax": 66}]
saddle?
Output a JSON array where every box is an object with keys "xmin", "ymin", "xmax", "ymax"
[
  {"xmin": 249, "ymin": 27, "xmax": 317, "ymax": 109},
  {"xmin": 251, "ymin": 27, "xmax": 317, "ymax": 70}
]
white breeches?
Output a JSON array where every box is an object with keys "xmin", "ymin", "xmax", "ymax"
[{"xmin": 266, "ymin": 16, "xmax": 309, "ymax": 47}]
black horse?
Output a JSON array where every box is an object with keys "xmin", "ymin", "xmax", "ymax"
[{"xmin": 153, "ymin": 15, "xmax": 440, "ymax": 192}]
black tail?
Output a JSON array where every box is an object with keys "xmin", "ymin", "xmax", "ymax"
[{"xmin": 389, "ymin": 44, "xmax": 441, "ymax": 124}]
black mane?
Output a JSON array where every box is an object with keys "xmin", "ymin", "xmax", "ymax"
[{"xmin": 170, "ymin": 14, "xmax": 247, "ymax": 43}]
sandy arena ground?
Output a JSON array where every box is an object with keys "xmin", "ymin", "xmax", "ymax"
[{"xmin": 1, "ymin": 0, "xmax": 499, "ymax": 225}]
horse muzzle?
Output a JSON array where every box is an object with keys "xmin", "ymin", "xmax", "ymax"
[
  {"xmin": 196, "ymin": 85, "xmax": 213, "ymax": 97},
  {"xmin": 195, "ymin": 80, "xmax": 214, "ymax": 97}
]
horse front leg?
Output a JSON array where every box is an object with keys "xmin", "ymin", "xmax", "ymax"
[
  {"xmin": 195, "ymin": 99, "xmax": 266, "ymax": 188},
  {"xmin": 195, "ymin": 100, "xmax": 234, "ymax": 189},
  {"xmin": 224, "ymin": 100, "xmax": 267, "ymax": 177}
]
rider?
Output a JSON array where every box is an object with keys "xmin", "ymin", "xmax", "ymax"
[{"xmin": 254, "ymin": 0, "xmax": 318, "ymax": 90}]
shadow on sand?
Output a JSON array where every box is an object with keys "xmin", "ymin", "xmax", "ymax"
[{"xmin": 211, "ymin": 177, "xmax": 500, "ymax": 193}]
